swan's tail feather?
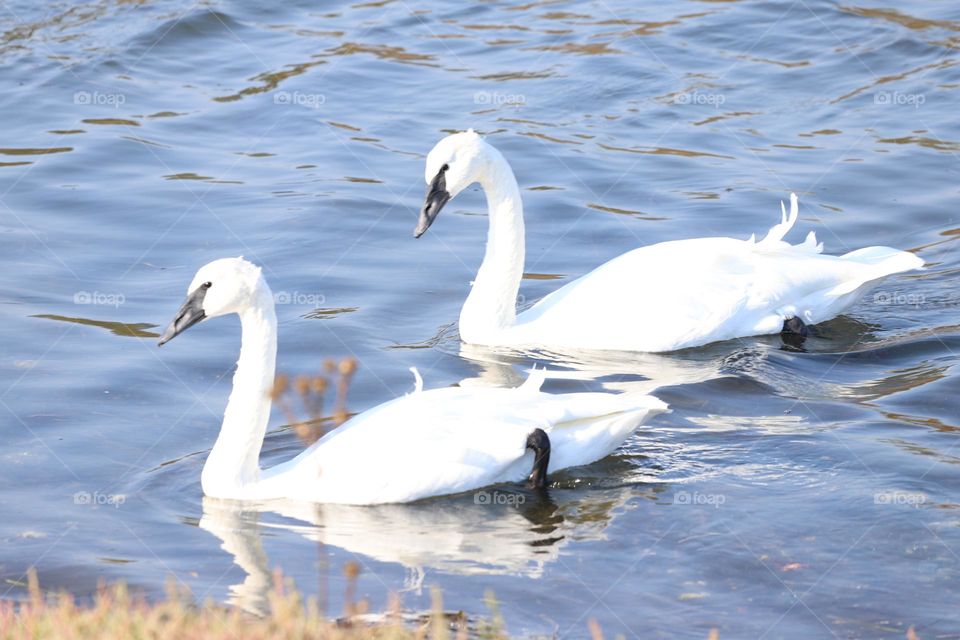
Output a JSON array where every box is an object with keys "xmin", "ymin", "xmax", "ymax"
[
  {"xmin": 760, "ymin": 193, "xmax": 799, "ymax": 245},
  {"xmin": 754, "ymin": 193, "xmax": 822, "ymax": 255},
  {"xmin": 827, "ymin": 247, "xmax": 925, "ymax": 297},
  {"xmin": 550, "ymin": 394, "xmax": 668, "ymax": 443},
  {"xmin": 620, "ymin": 393, "xmax": 670, "ymax": 417},
  {"xmin": 801, "ymin": 230, "xmax": 823, "ymax": 253},
  {"xmin": 409, "ymin": 367, "xmax": 424, "ymax": 393},
  {"xmin": 545, "ymin": 394, "xmax": 668, "ymax": 474},
  {"xmin": 549, "ymin": 392, "xmax": 668, "ymax": 430},
  {"xmin": 586, "ymin": 392, "xmax": 669, "ymax": 423},
  {"xmin": 519, "ymin": 365, "xmax": 547, "ymax": 393}
]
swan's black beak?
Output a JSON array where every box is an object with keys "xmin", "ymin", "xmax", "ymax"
[
  {"xmin": 158, "ymin": 286, "xmax": 208, "ymax": 346},
  {"xmin": 414, "ymin": 166, "xmax": 450, "ymax": 238}
]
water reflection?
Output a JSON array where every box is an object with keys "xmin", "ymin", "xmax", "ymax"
[
  {"xmin": 457, "ymin": 340, "xmax": 729, "ymax": 394},
  {"xmin": 199, "ymin": 499, "xmax": 272, "ymax": 616},
  {"xmin": 33, "ymin": 313, "xmax": 159, "ymax": 338},
  {"xmin": 199, "ymin": 485, "xmax": 640, "ymax": 615},
  {"xmin": 453, "ymin": 313, "xmax": 948, "ymax": 414}
]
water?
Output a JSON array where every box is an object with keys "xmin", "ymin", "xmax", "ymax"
[{"xmin": 1, "ymin": 0, "xmax": 959, "ymax": 637}]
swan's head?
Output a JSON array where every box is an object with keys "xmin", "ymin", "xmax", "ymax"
[
  {"xmin": 414, "ymin": 129, "xmax": 489, "ymax": 238},
  {"xmin": 158, "ymin": 257, "xmax": 267, "ymax": 346}
]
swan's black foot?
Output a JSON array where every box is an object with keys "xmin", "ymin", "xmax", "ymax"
[
  {"xmin": 780, "ymin": 333, "xmax": 807, "ymax": 352},
  {"xmin": 781, "ymin": 316, "xmax": 810, "ymax": 337},
  {"xmin": 525, "ymin": 428, "xmax": 551, "ymax": 490}
]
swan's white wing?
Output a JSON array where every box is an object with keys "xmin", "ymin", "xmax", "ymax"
[
  {"xmin": 515, "ymin": 237, "xmax": 763, "ymax": 352},
  {"xmin": 267, "ymin": 385, "xmax": 665, "ymax": 504},
  {"xmin": 512, "ymin": 197, "xmax": 922, "ymax": 352}
]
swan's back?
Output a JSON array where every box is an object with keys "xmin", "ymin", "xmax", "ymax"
[
  {"xmin": 269, "ymin": 384, "xmax": 666, "ymax": 504},
  {"xmin": 511, "ymin": 196, "xmax": 922, "ymax": 353}
]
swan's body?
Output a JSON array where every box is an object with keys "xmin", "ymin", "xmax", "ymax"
[
  {"xmin": 158, "ymin": 258, "xmax": 667, "ymax": 505},
  {"xmin": 260, "ymin": 381, "xmax": 662, "ymax": 504},
  {"xmin": 414, "ymin": 131, "xmax": 924, "ymax": 353}
]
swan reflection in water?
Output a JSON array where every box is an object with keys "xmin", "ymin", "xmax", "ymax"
[
  {"xmin": 198, "ymin": 483, "xmax": 652, "ymax": 616},
  {"xmin": 455, "ymin": 313, "xmax": 886, "ymax": 397},
  {"xmin": 456, "ymin": 341, "xmax": 729, "ymax": 395}
]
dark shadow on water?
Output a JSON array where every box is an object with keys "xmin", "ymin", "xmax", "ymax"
[{"xmin": 33, "ymin": 313, "xmax": 159, "ymax": 338}]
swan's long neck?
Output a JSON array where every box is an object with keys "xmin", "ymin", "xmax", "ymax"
[
  {"xmin": 459, "ymin": 148, "xmax": 525, "ymax": 342},
  {"xmin": 201, "ymin": 290, "xmax": 277, "ymax": 497}
]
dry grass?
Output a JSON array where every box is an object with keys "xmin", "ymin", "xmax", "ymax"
[
  {"xmin": 271, "ymin": 357, "xmax": 358, "ymax": 446},
  {"xmin": 0, "ymin": 568, "xmax": 502, "ymax": 640}
]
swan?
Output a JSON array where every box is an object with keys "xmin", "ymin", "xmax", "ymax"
[
  {"xmin": 157, "ymin": 257, "xmax": 667, "ymax": 504},
  {"xmin": 413, "ymin": 130, "xmax": 924, "ymax": 353}
]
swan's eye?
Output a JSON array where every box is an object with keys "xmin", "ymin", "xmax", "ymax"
[
  {"xmin": 202, "ymin": 282, "xmax": 212, "ymax": 289},
  {"xmin": 440, "ymin": 163, "xmax": 449, "ymax": 172}
]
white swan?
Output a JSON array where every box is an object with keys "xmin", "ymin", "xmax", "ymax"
[
  {"xmin": 413, "ymin": 130, "xmax": 924, "ymax": 353},
  {"xmin": 157, "ymin": 257, "xmax": 667, "ymax": 504}
]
